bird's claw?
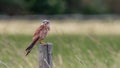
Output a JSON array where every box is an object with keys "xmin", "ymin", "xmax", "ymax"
[{"xmin": 40, "ymin": 41, "xmax": 46, "ymax": 44}]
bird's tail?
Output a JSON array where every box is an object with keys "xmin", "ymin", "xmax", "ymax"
[{"xmin": 25, "ymin": 37, "xmax": 39, "ymax": 56}]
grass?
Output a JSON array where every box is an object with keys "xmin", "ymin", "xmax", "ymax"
[
  {"xmin": 1, "ymin": 19, "xmax": 120, "ymax": 35},
  {"xmin": 0, "ymin": 34, "xmax": 120, "ymax": 68},
  {"xmin": 0, "ymin": 19, "xmax": 120, "ymax": 68}
]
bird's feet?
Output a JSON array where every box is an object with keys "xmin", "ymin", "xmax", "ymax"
[{"xmin": 39, "ymin": 41, "xmax": 46, "ymax": 45}]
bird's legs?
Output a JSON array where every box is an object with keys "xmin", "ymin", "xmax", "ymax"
[{"xmin": 39, "ymin": 40, "xmax": 45, "ymax": 44}]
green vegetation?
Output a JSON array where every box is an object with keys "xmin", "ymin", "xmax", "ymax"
[
  {"xmin": 0, "ymin": 0, "xmax": 120, "ymax": 15},
  {"xmin": 0, "ymin": 34, "xmax": 120, "ymax": 68}
]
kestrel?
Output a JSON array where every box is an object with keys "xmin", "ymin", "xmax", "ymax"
[{"xmin": 25, "ymin": 20, "xmax": 50, "ymax": 56}]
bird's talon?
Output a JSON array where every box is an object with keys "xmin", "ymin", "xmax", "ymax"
[{"xmin": 40, "ymin": 41, "xmax": 46, "ymax": 44}]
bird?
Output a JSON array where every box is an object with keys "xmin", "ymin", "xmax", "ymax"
[{"xmin": 25, "ymin": 20, "xmax": 50, "ymax": 56}]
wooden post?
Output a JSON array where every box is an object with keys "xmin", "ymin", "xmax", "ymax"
[{"xmin": 39, "ymin": 43, "xmax": 52, "ymax": 68}]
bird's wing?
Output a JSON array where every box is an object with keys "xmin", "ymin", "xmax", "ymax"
[
  {"xmin": 48, "ymin": 26, "xmax": 50, "ymax": 31},
  {"xmin": 33, "ymin": 24, "xmax": 44, "ymax": 40}
]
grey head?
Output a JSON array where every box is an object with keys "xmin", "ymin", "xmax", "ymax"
[{"xmin": 42, "ymin": 20, "xmax": 50, "ymax": 25}]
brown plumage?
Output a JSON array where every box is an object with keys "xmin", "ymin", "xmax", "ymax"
[{"xmin": 25, "ymin": 20, "xmax": 50, "ymax": 56}]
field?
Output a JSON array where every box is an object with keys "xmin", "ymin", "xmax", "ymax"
[{"xmin": 0, "ymin": 20, "xmax": 120, "ymax": 68}]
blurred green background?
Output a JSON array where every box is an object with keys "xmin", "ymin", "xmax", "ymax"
[
  {"xmin": 1, "ymin": 0, "xmax": 120, "ymax": 68},
  {"xmin": 0, "ymin": 0, "xmax": 120, "ymax": 15}
]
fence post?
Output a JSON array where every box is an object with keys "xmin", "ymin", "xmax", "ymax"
[{"xmin": 39, "ymin": 43, "xmax": 52, "ymax": 68}]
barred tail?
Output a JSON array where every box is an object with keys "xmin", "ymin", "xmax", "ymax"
[{"xmin": 25, "ymin": 37, "xmax": 39, "ymax": 56}]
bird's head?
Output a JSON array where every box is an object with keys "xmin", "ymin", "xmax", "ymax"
[{"xmin": 42, "ymin": 20, "xmax": 50, "ymax": 26}]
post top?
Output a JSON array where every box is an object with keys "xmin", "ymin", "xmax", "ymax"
[{"xmin": 40, "ymin": 43, "xmax": 52, "ymax": 46}]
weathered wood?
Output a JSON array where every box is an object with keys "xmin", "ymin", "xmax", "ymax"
[{"xmin": 39, "ymin": 43, "xmax": 52, "ymax": 68}]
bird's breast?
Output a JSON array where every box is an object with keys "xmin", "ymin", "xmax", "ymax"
[{"xmin": 39, "ymin": 28, "xmax": 49, "ymax": 39}]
